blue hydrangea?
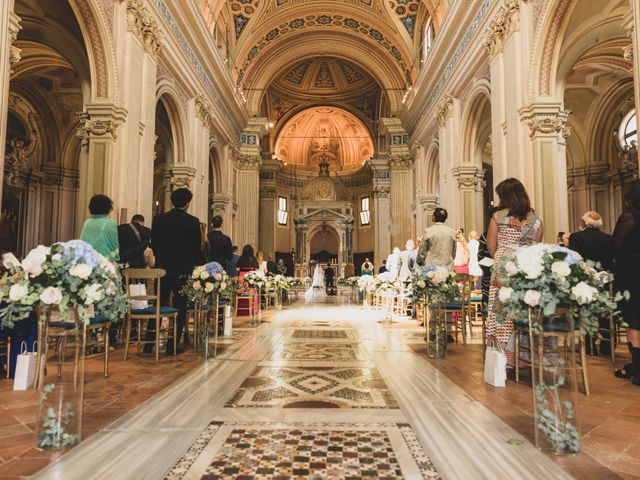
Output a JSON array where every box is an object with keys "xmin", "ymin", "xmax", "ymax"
[
  {"xmin": 204, "ymin": 261, "xmax": 225, "ymax": 276},
  {"xmin": 59, "ymin": 240, "xmax": 101, "ymax": 268},
  {"xmin": 421, "ymin": 265, "xmax": 437, "ymax": 277}
]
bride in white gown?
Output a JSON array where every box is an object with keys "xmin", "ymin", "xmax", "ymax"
[{"xmin": 305, "ymin": 262, "xmax": 326, "ymax": 304}]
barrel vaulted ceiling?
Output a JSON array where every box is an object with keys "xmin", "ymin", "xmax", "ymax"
[{"xmin": 198, "ymin": 0, "xmax": 451, "ymax": 115}]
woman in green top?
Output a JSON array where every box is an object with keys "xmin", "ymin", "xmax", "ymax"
[{"xmin": 80, "ymin": 194, "xmax": 120, "ymax": 262}]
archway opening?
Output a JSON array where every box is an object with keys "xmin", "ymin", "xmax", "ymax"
[
  {"xmin": 309, "ymin": 226, "xmax": 339, "ymax": 264},
  {"xmin": 152, "ymin": 98, "xmax": 174, "ymax": 217}
]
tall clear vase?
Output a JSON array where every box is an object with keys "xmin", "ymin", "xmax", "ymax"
[
  {"xmin": 35, "ymin": 309, "xmax": 85, "ymax": 450},
  {"xmin": 196, "ymin": 295, "xmax": 220, "ymax": 358},
  {"xmin": 426, "ymin": 303, "xmax": 447, "ymax": 359},
  {"xmin": 528, "ymin": 308, "xmax": 581, "ymax": 454}
]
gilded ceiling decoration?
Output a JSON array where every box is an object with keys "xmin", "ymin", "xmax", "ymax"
[
  {"xmin": 275, "ymin": 106, "xmax": 374, "ymax": 173},
  {"xmin": 230, "ymin": 0, "xmax": 259, "ymax": 39},
  {"xmin": 388, "ymin": 0, "xmax": 421, "ymax": 38},
  {"xmin": 277, "ymin": 57, "xmax": 375, "ymax": 94}
]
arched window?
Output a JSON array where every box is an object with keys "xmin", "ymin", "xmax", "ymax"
[
  {"xmin": 423, "ymin": 19, "xmax": 435, "ymax": 60},
  {"xmin": 619, "ymin": 109, "xmax": 637, "ymax": 148}
]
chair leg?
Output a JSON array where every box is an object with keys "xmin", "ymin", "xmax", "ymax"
[
  {"xmin": 104, "ymin": 324, "xmax": 110, "ymax": 378},
  {"xmin": 515, "ymin": 332, "xmax": 520, "ymax": 383},
  {"xmin": 173, "ymin": 315, "xmax": 177, "ymax": 356},
  {"xmin": 155, "ymin": 317, "xmax": 160, "ymax": 364},
  {"xmin": 124, "ymin": 317, "xmax": 131, "ymax": 361},
  {"xmin": 580, "ymin": 336, "xmax": 590, "ymax": 396},
  {"xmin": 610, "ymin": 316, "xmax": 616, "ymax": 364}
]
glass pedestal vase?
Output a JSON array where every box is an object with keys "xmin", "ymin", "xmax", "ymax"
[
  {"xmin": 195, "ymin": 297, "xmax": 221, "ymax": 358},
  {"xmin": 35, "ymin": 310, "xmax": 85, "ymax": 451},
  {"xmin": 426, "ymin": 303, "xmax": 447, "ymax": 359},
  {"xmin": 528, "ymin": 308, "xmax": 581, "ymax": 455}
]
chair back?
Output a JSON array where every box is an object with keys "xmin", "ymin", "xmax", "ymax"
[{"xmin": 122, "ymin": 268, "xmax": 166, "ymax": 317}]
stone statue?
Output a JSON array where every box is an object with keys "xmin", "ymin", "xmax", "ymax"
[{"xmin": 5, "ymin": 136, "xmax": 36, "ymax": 171}]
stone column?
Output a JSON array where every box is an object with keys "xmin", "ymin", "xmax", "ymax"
[
  {"xmin": 624, "ymin": 4, "xmax": 639, "ymax": 175},
  {"xmin": 436, "ymin": 94, "xmax": 462, "ymax": 228},
  {"xmin": 193, "ymin": 94, "xmax": 216, "ymax": 222},
  {"xmin": 258, "ymin": 185, "xmax": 277, "ymax": 257},
  {"xmin": 370, "ymin": 157, "xmax": 391, "ymax": 266},
  {"xmin": 520, "ymin": 106, "xmax": 571, "ymax": 241},
  {"xmin": 115, "ymin": 0, "xmax": 161, "ymax": 222},
  {"xmin": 0, "ymin": 2, "xmax": 20, "ymax": 208},
  {"xmin": 75, "ymin": 106, "xmax": 127, "ymax": 233},
  {"xmin": 452, "ymin": 165, "xmax": 485, "ymax": 233},
  {"xmin": 418, "ymin": 194, "xmax": 438, "ymax": 231}
]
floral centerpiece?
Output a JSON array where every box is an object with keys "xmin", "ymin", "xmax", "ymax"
[
  {"xmin": 270, "ymin": 274, "xmax": 289, "ymax": 291},
  {"xmin": 181, "ymin": 262, "xmax": 233, "ymax": 303},
  {"xmin": 357, "ymin": 275, "xmax": 375, "ymax": 293},
  {"xmin": 338, "ymin": 276, "xmax": 360, "ymax": 288},
  {"xmin": 411, "ymin": 265, "xmax": 460, "ymax": 304},
  {"xmin": 242, "ymin": 270, "xmax": 270, "ymax": 291},
  {"xmin": 373, "ymin": 272, "xmax": 401, "ymax": 295},
  {"xmin": 494, "ymin": 244, "xmax": 622, "ymax": 335},
  {"xmin": 0, "ymin": 240, "xmax": 127, "ymax": 329}
]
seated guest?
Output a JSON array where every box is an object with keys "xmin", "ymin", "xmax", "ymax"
[
  {"xmin": 236, "ymin": 245, "xmax": 259, "ymax": 275},
  {"xmin": 118, "ymin": 214, "xmax": 150, "ymax": 268},
  {"xmin": 267, "ymin": 253, "xmax": 278, "ymax": 275},
  {"xmin": 80, "ymin": 194, "xmax": 119, "ymax": 262},
  {"xmin": 379, "ymin": 260, "xmax": 388, "ymax": 274},
  {"xmin": 569, "ymin": 211, "xmax": 614, "ymax": 355},
  {"xmin": 277, "ymin": 258, "xmax": 287, "ymax": 276},
  {"xmin": 556, "ymin": 231, "xmax": 566, "ymax": 246},
  {"xmin": 229, "ymin": 246, "xmax": 240, "ymax": 276}
]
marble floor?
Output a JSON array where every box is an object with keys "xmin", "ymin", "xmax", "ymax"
[{"xmin": 31, "ymin": 303, "xmax": 573, "ymax": 480}]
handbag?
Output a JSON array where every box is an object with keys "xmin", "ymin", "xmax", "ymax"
[
  {"xmin": 223, "ymin": 305, "xmax": 233, "ymax": 336},
  {"xmin": 129, "ymin": 283, "xmax": 149, "ymax": 310},
  {"xmin": 13, "ymin": 341, "xmax": 37, "ymax": 390},
  {"xmin": 483, "ymin": 347, "xmax": 507, "ymax": 387}
]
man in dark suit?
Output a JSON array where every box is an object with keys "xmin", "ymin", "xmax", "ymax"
[
  {"xmin": 207, "ymin": 215, "xmax": 232, "ymax": 271},
  {"xmin": 151, "ymin": 188, "xmax": 202, "ymax": 354},
  {"xmin": 324, "ymin": 265, "xmax": 335, "ymax": 289},
  {"xmin": 569, "ymin": 211, "xmax": 614, "ymax": 355},
  {"xmin": 267, "ymin": 253, "xmax": 278, "ymax": 275},
  {"xmin": 118, "ymin": 214, "xmax": 151, "ymax": 268}
]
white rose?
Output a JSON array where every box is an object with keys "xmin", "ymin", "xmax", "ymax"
[
  {"xmin": 193, "ymin": 281, "xmax": 202, "ymax": 291},
  {"xmin": 572, "ymin": 281, "xmax": 598, "ymax": 305},
  {"xmin": 70, "ymin": 263, "xmax": 93, "ymax": 280},
  {"xmin": 220, "ymin": 281, "xmax": 227, "ymax": 290},
  {"xmin": 204, "ymin": 282, "xmax": 214, "ymax": 293},
  {"xmin": 498, "ymin": 287, "xmax": 514, "ymax": 303},
  {"xmin": 84, "ymin": 284, "xmax": 104, "ymax": 304},
  {"xmin": 52, "ymin": 253, "xmax": 62, "ymax": 261},
  {"xmin": 551, "ymin": 261, "xmax": 571, "ymax": 278},
  {"xmin": 504, "ymin": 261, "xmax": 518, "ymax": 277},
  {"xmin": 100, "ymin": 259, "xmax": 116, "ymax": 276},
  {"xmin": 417, "ymin": 280, "xmax": 426, "ymax": 288},
  {"xmin": 523, "ymin": 290, "xmax": 541, "ymax": 307},
  {"xmin": 213, "ymin": 273, "xmax": 223, "ymax": 281},
  {"xmin": 9, "ymin": 283, "xmax": 29, "ymax": 302},
  {"xmin": 39, "ymin": 286, "xmax": 62, "ymax": 305},
  {"xmin": 200, "ymin": 271, "xmax": 209, "ymax": 280},
  {"xmin": 21, "ymin": 246, "xmax": 50, "ymax": 277}
]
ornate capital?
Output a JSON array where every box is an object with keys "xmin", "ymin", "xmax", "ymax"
[
  {"xmin": 238, "ymin": 154, "xmax": 261, "ymax": 171},
  {"xmin": 484, "ymin": 0, "xmax": 521, "ymax": 59},
  {"xmin": 169, "ymin": 165, "xmax": 196, "ymax": 189},
  {"xmin": 389, "ymin": 154, "xmax": 414, "ymax": 171},
  {"xmin": 259, "ymin": 186, "xmax": 277, "ymax": 198},
  {"xmin": 127, "ymin": 0, "xmax": 162, "ymax": 57},
  {"xmin": 520, "ymin": 107, "xmax": 571, "ymax": 139},
  {"xmin": 210, "ymin": 194, "xmax": 230, "ymax": 216},
  {"xmin": 8, "ymin": 12, "xmax": 21, "ymax": 44},
  {"xmin": 623, "ymin": 44, "xmax": 634, "ymax": 62},
  {"xmin": 373, "ymin": 185, "xmax": 391, "ymax": 198},
  {"xmin": 452, "ymin": 166, "xmax": 485, "ymax": 191},
  {"xmin": 75, "ymin": 108, "xmax": 127, "ymax": 143},
  {"xmin": 436, "ymin": 94, "xmax": 454, "ymax": 128},
  {"xmin": 195, "ymin": 94, "xmax": 214, "ymax": 128}
]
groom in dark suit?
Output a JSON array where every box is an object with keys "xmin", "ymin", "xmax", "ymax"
[
  {"xmin": 151, "ymin": 188, "xmax": 202, "ymax": 354},
  {"xmin": 324, "ymin": 265, "xmax": 335, "ymax": 289}
]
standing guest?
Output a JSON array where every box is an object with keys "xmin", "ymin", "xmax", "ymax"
[
  {"xmin": 361, "ymin": 258, "xmax": 374, "ymax": 276},
  {"xmin": 379, "ymin": 260, "xmax": 388, "ymax": 274},
  {"xmin": 569, "ymin": 211, "xmax": 613, "ymax": 355},
  {"xmin": 478, "ymin": 230, "xmax": 492, "ymax": 305},
  {"xmin": 118, "ymin": 214, "xmax": 150, "ymax": 268},
  {"xmin": 229, "ymin": 246, "xmax": 240, "ymax": 276},
  {"xmin": 80, "ymin": 194, "xmax": 119, "ymax": 262},
  {"xmin": 207, "ymin": 215, "xmax": 232, "ymax": 270},
  {"xmin": 417, "ymin": 208, "xmax": 456, "ymax": 268},
  {"xmin": 236, "ymin": 245, "xmax": 259, "ymax": 274},
  {"xmin": 453, "ymin": 230, "xmax": 470, "ymax": 274},
  {"xmin": 612, "ymin": 180, "xmax": 640, "ymax": 386},
  {"xmin": 257, "ymin": 251, "xmax": 268, "ymax": 274},
  {"xmin": 325, "ymin": 264, "xmax": 335, "ymax": 289},
  {"xmin": 487, "ymin": 178, "xmax": 543, "ymax": 369},
  {"xmin": 267, "ymin": 253, "xmax": 278, "ymax": 275},
  {"xmin": 467, "ymin": 231, "xmax": 483, "ymax": 279},
  {"xmin": 151, "ymin": 188, "xmax": 202, "ymax": 354},
  {"xmin": 200, "ymin": 223, "xmax": 210, "ymax": 262}
]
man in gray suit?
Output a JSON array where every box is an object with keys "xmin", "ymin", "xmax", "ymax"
[{"xmin": 417, "ymin": 208, "xmax": 457, "ymax": 268}]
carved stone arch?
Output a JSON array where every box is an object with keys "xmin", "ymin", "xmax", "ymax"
[
  {"xmin": 242, "ymin": 35, "xmax": 405, "ymax": 114},
  {"xmin": 460, "ymin": 82, "xmax": 492, "ymax": 166},
  {"xmin": 208, "ymin": 137, "xmax": 223, "ymax": 195},
  {"xmin": 425, "ymin": 137, "xmax": 440, "ymax": 194},
  {"xmin": 67, "ymin": 0, "xmax": 117, "ymax": 101},
  {"xmin": 156, "ymin": 83, "xmax": 187, "ymax": 166}
]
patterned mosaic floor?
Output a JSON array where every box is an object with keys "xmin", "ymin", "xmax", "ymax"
[
  {"xmin": 291, "ymin": 329, "xmax": 351, "ymax": 339},
  {"xmin": 268, "ymin": 342, "xmax": 369, "ymax": 361},
  {"xmin": 225, "ymin": 365, "xmax": 398, "ymax": 409},
  {"xmin": 165, "ymin": 422, "xmax": 440, "ymax": 480}
]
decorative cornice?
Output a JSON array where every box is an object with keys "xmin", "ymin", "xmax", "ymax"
[
  {"xmin": 436, "ymin": 94, "xmax": 454, "ymax": 128},
  {"xmin": 127, "ymin": 0, "xmax": 162, "ymax": 56},
  {"xmin": 520, "ymin": 107, "xmax": 571, "ymax": 139},
  {"xmin": 484, "ymin": 0, "xmax": 521, "ymax": 59},
  {"xmin": 452, "ymin": 165, "xmax": 485, "ymax": 191}
]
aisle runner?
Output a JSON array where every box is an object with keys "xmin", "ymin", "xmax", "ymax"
[{"xmin": 165, "ymin": 421, "xmax": 440, "ymax": 480}]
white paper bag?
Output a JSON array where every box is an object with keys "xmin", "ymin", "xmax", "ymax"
[
  {"xmin": 129, "ymin": 283, "xmax": 149, "ymax": 310},
  {"xmin": 483, "ymin": 347, "xmax": 507, "ymax": 387},
  {"xmin": 224, "ymin": 305, "xmax": 233, "ymax": 336},
  {"xmin": 13, "ymin": 341, "xmax": 37, "ymax": 391}
]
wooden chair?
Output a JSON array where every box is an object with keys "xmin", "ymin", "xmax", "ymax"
[
  {"xmin": 123, "ymin": 268, "xmax": 178, "ymax": 363},
  {"xmin": 597, "ymin": 282, "xmax": 616, "ymax": 363},
  {"xmin": 514, "ymin": 316, "xmax": 590, "ymax": 395},
  {"xmin": 0, "ymin": 337, "xmax": 10, "ymax": 378},
  {"xmin": 437, "ymin": 275, "xmax": 469, "ymax": 344}
]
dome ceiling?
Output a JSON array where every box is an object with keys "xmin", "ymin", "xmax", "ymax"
[
  {"xmin": 273, "ymin": 57, "xmax": 377, "ymax": 97},
  {"xmin": 275, "ymin": 106, "xmax": 374, "ymax": 173}
]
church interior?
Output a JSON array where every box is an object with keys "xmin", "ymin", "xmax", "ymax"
[{"xmin": 0, "ymin": 0, "xmax": 639, "ymax": 479}]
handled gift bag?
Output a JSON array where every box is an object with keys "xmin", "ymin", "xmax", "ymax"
[
  {"xmin": 13, "ymin": 341, "xmax": 37, "ymax": 391},
  {"xmin": 483, "ymin": 347, "xmax": 507, "ymax": 387},
  {"xmin": 223, "ymin": 305, "xmax": 233, "ymax": 336},
  {"xmin": 129, "ymin": 283, "xmax": 149, "ymax": 310}
]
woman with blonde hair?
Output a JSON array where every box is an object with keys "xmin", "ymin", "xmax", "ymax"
[{"xmin": 257, "ymin": 251, "xmax": 268, "ymax": 274}]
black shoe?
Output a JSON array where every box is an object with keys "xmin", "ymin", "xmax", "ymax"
[
  {"xmin": 166, "ymin": 346, "xmax": 185, "ymax": 356},
  {"xmin": 615, "ymin": 342, "xmax": 634, "ymax": 379},
  {"xmin": 447, "ymin": 335, "xmax": 455, "ymax": 344},
  {"xmin": 631, "ymin": 346, "xmax": 640, "ymax": 386}
]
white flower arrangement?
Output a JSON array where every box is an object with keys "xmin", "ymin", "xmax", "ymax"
[
  {"xmin": 0, "ymin": 240, "xmax": 127, "ymax": 328},
  {"xmin": 411, "ymin": 265, "xmax": 460, "ymax": 304},
  {"xmin": 181, "ymin": 262, "xmax": 233, "ymax": 303},
  {"xmin": 242, "ymin": 270, "xmax": 270, "ymax": 290},
  {"xmin": 373, "ymin": 272, "xmax": 401, "ymax": 295},
  {"xmin": 357, "ymin": 275, "xmax": 375, "ymax": 293},
  {"xmin": 494, "ymin": 244, "xmax": 624, "ymax": 334}
]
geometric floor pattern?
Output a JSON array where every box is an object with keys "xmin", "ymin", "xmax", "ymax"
[
  {"xmin": 225, "ymin": 365, "xmax": 399, "ymax": 409},
  {"xmin": 268, "ymin": 342, "xmax": 369, "ymax": 361}
]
